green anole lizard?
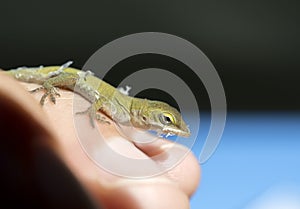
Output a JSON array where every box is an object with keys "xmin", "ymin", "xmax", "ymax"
[{"xmin": 3, "ymin": 61, "xmax": 190, "ymax": 137}]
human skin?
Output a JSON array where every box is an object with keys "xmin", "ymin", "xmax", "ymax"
[{"xmin": 0, "ymin": 73, "xmax": 200, "ymax": 209}]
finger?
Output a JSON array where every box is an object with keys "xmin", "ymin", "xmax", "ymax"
[{"xmin": 134, "ymin": 139, "xmax": 201, "ymax": 196}]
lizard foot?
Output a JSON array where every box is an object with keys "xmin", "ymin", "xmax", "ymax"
[
  {"xmin": 30, "ymin": 86, "xmax": 60, "ymax": 105},
  {"xmin": 76, "ymin": 106, "xmax": 110, "ymax": 128}
]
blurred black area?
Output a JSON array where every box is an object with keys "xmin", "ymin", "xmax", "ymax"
[
  {"xmin": 0, "ymin": 97, "xmax": 100, "ymax": 209},
  {"xmin": 1, "ymin": 0, "xmax": 299, "ymax": 110}
]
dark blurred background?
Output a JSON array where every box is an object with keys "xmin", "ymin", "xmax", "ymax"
[{"xmin": 1, "ymin": 0, "xmax": 299, "ymax": 110}]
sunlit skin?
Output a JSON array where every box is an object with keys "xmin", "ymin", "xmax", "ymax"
[{"xmin": 0, "ymin": 73, "xmax": 200, "ymax": 209}]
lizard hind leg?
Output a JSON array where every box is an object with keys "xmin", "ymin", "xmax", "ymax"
[
  {"xmin": 29, "ymin": 85, "xmax": 60, "ymax": 105},
  {"xmin": 29, "ymin": 72, "xmax": 78, "ymax": 105}
]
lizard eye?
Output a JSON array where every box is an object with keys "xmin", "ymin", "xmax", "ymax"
[{"xmin": 159, "ymin": 113, "xmax": 175, "ymax": 125}]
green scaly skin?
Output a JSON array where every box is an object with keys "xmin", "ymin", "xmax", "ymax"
[{"xmin": 5, "ymin": 64, "xmax": 190, "ymax": 137}]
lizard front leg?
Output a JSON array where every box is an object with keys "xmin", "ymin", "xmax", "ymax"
[{"xmin": 76, "ymin": 99, "xmax": 111, "ymax": 127}]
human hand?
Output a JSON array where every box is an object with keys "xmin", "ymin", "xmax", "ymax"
[{"xmin": 0, "ymin": 73, "xmax": 200, "ymax": 209}]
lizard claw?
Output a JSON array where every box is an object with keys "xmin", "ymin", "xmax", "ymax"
[
  {"xmin": 30, "ymin": 86, "xmax": 60, "ymax": 105},
  {"xmin": 95, "ymin": 114, "xmax": 111, "ymax": 125}
]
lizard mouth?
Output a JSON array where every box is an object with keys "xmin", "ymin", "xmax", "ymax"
[{"xmin": 162, "ymin": 126, "xmax": 191, "ymax": 138}]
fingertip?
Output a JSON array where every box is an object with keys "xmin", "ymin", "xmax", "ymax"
[{"xmin": 134, "ymin": 138, "xmax": 201, "ymax": 196}]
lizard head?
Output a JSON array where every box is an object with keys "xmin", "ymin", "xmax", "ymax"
[{"xmin": 131, "ymin": 99, "xmax": 190, "ymax": 137}]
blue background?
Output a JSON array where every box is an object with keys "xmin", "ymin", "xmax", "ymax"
[{"xmin": 190, "ymin": 112, "xmax": 300, "ymax": 209}]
